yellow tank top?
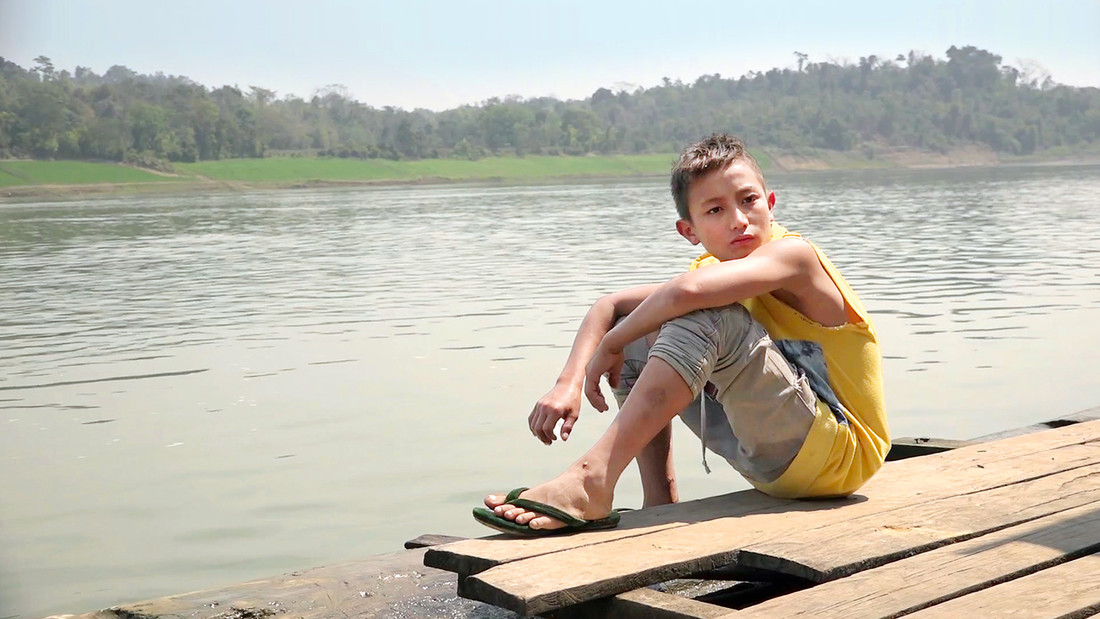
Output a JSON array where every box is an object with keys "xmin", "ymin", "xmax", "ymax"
[{"xmin": 689, "ymin": 223, "xmax": 890, "ymax": 497}]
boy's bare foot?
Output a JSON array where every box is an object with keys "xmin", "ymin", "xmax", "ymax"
[{"xmin": 483, "ymin": 466, "xmax": 614, "ymax": 531}]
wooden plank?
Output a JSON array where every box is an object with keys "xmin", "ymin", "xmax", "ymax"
[
  {"xmin": 404, "ymin": 533, "xmax": 467, "ymax": 549},
  {"xmin": 901, "ymin": 552, "xmax": 1100, "ymax": 619},
  {"xmin": 461, "ymin": 461, "xmax": 1100, "ymax": 615},
  {"xmin": 427, "ymin": 489, "xmax": 790, "ymax": 575},
  {"xmin": 454, "ymin": 425, "xmax": 1100, "ymax": 615},
  {"xmin": 439, "ymin": 419, "xmax": 1100, "ymax": 583},
  {"xmin": 974, "ymin": 406, "xmax": 1100, "ymax": 442},
  {"xmin": 729, "ymin": 501, "xmax": 1100, "ymax": 618},
  {"xmin": 425, "ymin": 420, "xmax": 1100, "ymax": 577},
  {"xmin": 551, "ymin": 588, "xmax": 731, "ymax": 619},
  {"xmin": 886, "ymin": 437, "xmax": 977, "ymax": 461},
  {"xmin": 735, "ymin": 463, "xmax": 1100, "ymax": 581},
  {"xmin": 78, "ymin": 547, "xmax": 501, "ymax": 619}
]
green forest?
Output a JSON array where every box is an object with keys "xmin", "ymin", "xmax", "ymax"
[{"xmin": 1, "ymin": 46, "xmax": 1098, "ymax": 171}]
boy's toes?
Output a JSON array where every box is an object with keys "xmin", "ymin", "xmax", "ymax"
[
  {"xmin": 527, "ymin": 514, "xmax": 565, "ymax": 530},
  {"xmin": 490, "ymin": 504, "xmax": 526, "ymax": 520},
  {"xmin": 484, "ymin": 493, "xmax": 507, "ymax": 509}
]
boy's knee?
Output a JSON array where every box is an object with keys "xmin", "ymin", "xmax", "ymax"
[
  {"xmin": 658, "ymin": 305, "xmax": 755, "ymax": 358},
  {"xmin": 613, "ymin": 334, "xmax": 654, "ymax": 403},
  {"xmin": 648, "ymin": 305, "xmax": 757, "ymax": 397}
]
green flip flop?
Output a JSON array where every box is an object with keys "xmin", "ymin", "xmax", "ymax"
[{"xmin": 472, "ymin": 487, "xmax": 621, "ymax": 537}]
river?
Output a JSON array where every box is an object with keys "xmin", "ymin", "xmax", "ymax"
[{"xmin": 2, "ymin": 164, "xmax": 1099, "ymax": 617}]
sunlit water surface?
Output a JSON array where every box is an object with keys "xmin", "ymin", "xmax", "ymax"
[{"xmin": 2, "ymin": 165, "xmax": 1099, "ymax": 616}]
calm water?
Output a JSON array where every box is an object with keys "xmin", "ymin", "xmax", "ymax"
[{"xmin": 2, "ymin": 165, "xmax": 1100, "ymax": 616}]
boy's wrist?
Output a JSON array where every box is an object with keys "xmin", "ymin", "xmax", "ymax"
[
  {"xmin": 603, "ymin": 324, "xmax": 630, "ymax": 352},
  {"xmin": 554, "ymin": 374, "xmax": 583, "ymax": 390}
]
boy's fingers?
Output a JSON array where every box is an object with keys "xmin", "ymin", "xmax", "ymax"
[
  {"xmin": 583, "ymin": 376, "xmax": 599, "ymax": 407},
  {"xmin": 607, "ymin": 365, "xmax": 621, "ymax": 390},
  {"xmin": 586, "ymin": 383, "xmax": 607, "ymax": 412},
  {"xmin": 561, "ymin": 417, "xmax": 575, "ymax": 441},
  {"xmin": 529, "ymin": 410, "xmax": 543, "ymax": 439},
  {"xmin": 540, "ymin": 416, "xmax": 558, "ymax": 443}
]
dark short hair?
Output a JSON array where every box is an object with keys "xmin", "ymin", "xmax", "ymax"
[{"xmin": 670, "ymin": 134, "xmax": 766, "ymax": 220}]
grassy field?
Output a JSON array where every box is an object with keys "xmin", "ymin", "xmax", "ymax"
[
  {"xmin": 15, "ymin": 145, "xmax": 1091, "ymax": 196},
  {"xmin": 176, "ymin": 154, "xmax": 680, "ymax": 183},
  {"xmin": 0, "ymin": 160, "xmax": 178, "ymax": 186},
  {"xmin": 0, "ymin": 154, "xmax": 691, "ymax": 193}
]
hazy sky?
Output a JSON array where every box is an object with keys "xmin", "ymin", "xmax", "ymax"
[{"xmin": 1, "ymin": 0, "xmax": 1097, "ymax": 110}]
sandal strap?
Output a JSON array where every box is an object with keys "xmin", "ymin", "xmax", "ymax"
[{"xmin": 510, "ymin": 498, "xmax": 589, "ymax": 527}]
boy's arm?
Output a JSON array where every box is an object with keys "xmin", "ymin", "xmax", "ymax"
[
  {"xmin": 584, "ymin": 240, "xmax": 815, "ymax": 409},
  {"xmin": 529, "ymin": 283, "xmax": 660, "ymax": 445}
]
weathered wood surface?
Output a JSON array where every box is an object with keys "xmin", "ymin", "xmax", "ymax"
[
  {"xmin": 52, "ymin": 548, "xmax": 519, "ymax": 619},
  {"xmin": 550, "ymin": 588, "xmax": 730, "ymax": 619},
  {"xmin": 403, "ymin": 533, "xmax": 467, "ymax": 549},
  {"xmin": 464, "ymin": 454, "xmax": 1100, "ymax": 615},
  {"xmin": 425, "ymin": 418, "xmax": 1100, "ymax": 578},
  {"xmin": 901, "ymin": 552, "xmax": 1100, "ymax": 619},
  {"xmin": 427, "ymin": 489, "xmax": 792, "ymax": 576},
  {"xmin": 735, "ymin": 461, "xmax": 1100, "ymax": 581},
  {"xmin": 885, "ymin": 437, "xmax": 977, "ymax": 460},
  {"xmin": 429, "ymin": 420, "xmax": 1100, "ymax": 616},
  {"xmin": 973, "ymin": 406, "xmax": 1100, "ymax": 442},
  {"xmin": 731, "ymin": 501, "xmax": 1100, "ymax": 618}
]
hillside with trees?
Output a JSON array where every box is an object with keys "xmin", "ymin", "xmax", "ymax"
[{"xmin": 1, "ymin": 46, "xmax": 1097, "ymax": 170}]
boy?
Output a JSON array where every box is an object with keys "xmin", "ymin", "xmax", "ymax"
[{"xmin": 475, "ymin": 134, "xmax": 889, "ymax": 535}]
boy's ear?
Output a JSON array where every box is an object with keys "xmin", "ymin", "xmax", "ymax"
[
  {"xmin": 768, "ymin": 192, "xmax": 776, "ymax": 208},
  {"xmin": 675, "ymin": 219, "xmax": 700, "ymax": 245}
]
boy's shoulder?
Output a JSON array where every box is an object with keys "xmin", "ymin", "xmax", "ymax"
[
  {"xmin": 758, "ymin": 236, "xmax": 855, "ymax": 326},
  {"xmin": 756, "ymin": 236, "xmax": 822, "ymax": 273}
]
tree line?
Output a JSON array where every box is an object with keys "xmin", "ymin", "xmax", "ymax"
[{"xmin": 1, "ymin": 46, "xmax": 1097, "ymax": 169}]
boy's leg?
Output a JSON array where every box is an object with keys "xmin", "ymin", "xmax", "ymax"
[
  {"xmin": 635, "ymin": 422, "xmax": 677, "ymax": 507},
  {"xmin": 653, "ymin": 304, "xmax": 817, "ymax": 486},
  {"xmin": 487, "ymin": 303, "xmax": 817, "ymax": 529},
  {"xmin": 616, "ymin": 333, "xmax": 678, "ymax": 507},
  {"xmin": 487, "ymin": 355, "xmax": 695, "ymax": 530}
]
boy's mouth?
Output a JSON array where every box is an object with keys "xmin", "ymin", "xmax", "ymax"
[{"xmin": 730, "ymin": 234, "xmax": 755, "ymax": 246}]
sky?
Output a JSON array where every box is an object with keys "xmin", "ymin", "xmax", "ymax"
[{"xmin": 1, "ymin": 0, "xmax": 1097, "ymax": 111}]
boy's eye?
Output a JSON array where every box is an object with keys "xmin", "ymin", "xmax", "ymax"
[
  {"xmin": 707, "ymin": 206, "xmax": 722, "ymax": 214},
  {"xmin": 742, "ymin": 194, "xmax": 759, "ymax": 205}
]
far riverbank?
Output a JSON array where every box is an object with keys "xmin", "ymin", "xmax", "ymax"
[{"xmin": 3, "ymin": 146, "xmax": 1099, "ymax": 201}]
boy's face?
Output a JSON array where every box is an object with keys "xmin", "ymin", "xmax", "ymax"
[{"xmin": 676, "ymin": 161, "xmax": 775, "ymax": 261}]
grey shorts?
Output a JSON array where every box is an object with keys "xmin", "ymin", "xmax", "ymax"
[{"xmin": 612, "ymin": 304, "xmax": 818, "ymax": 484}]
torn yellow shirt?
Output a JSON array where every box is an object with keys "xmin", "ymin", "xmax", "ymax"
[{"xmin": 689, "ymin": 222, "xmax": 890, "ymax": 497}]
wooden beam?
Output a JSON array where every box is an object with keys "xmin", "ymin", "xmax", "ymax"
[
  {"xmin": 886, "ymin": 437, "xmax": 977, "ymax": 461},
  {"xmin": 404, "ymin": 533, "xmax": 467, "ymax": 549},
  {"xmin": 449, "ymin": 422, "xmax": 1100, "ymax": 616},
  {"xmin": 973, "ymin": 406, "xmax": 1100, "ymax": 442},
  {"xmin": 735, "ymin": 463, "xmax": 1100, "ymax": 582},
  {"xmin": 426, "ymin": 490, "xmax": 789, "ymax": 575},
  {"xmin": 425, "ymin": 420, "xmax": 1100, "ymax": 578},
  {"xmin": 551, "ymin": 588, "xmax": 731, "ymax": 619},
  {"xmin": 901, "ymin": 552, "xmax": 1100, "ymax": 618},
  {"xmin": 728, "ymin": 501, "xmax": 1100, "ymax": 618},
  {"xmin": 461, "ymin": 462, "xmax": 1100, "ymax": 615}
]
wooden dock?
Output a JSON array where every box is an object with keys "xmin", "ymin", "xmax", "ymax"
[
  {"xmin": 425, "ymin": 409, "xmax": 1100, "ymax": 618},
  {"xmin": 57, "ymin": 409, "xmax": 1098, "ymax": 619}
]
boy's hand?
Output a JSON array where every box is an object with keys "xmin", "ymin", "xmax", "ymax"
[
  {"xmin": 529, "ymin": 384, "xmax": 582, "ymax": 444},
  {"xmin": 584, "ymin": 341, "xmax": 625, "ymax": 413}
]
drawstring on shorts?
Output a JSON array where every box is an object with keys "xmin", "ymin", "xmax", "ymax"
[{"xmin": 700, "ymin": 394, "xmax": 712, "ymax": 474}]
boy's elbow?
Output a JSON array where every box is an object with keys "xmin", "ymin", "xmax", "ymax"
[{"xmin": 597, "ymin": 293, "xmax": 627, "ymax": 317}]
